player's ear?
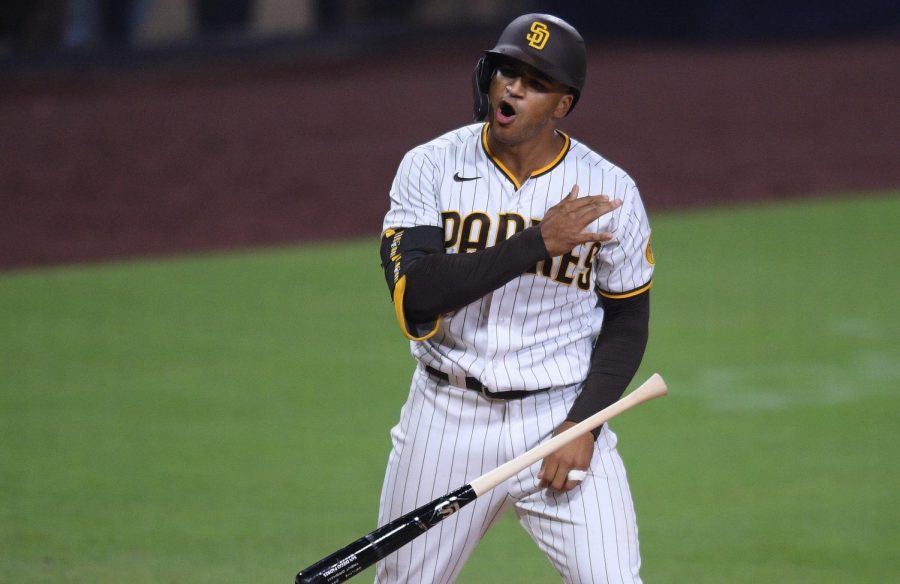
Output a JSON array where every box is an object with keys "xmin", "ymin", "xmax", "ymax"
[{"xmin": 553, "ymin": 94, "xmax": 574, "ymax": 119}]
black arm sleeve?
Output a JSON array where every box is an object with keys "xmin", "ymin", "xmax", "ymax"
[
  {"xmin": 380, "ymin": 225, "xmax": 550, "ymax": 334},
  {"xmin": 404, "ymin": 226, "xmax": 549, "ymax": 321},
  {"xmin": 566, "ymin": 289, "xmax": 650, "ymax": 439}
]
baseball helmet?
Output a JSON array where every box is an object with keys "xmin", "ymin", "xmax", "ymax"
[{"xmin": 472, "ymin": 13, "xmax": 587, "ymax": 121}]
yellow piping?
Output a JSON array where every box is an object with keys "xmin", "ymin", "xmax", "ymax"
[
  {"xmin": 481, "ymin": 124, "xmax": 570, "ymax": 190},
  {"xmin": 598, "ymin": 281, "xmax": 653, "ymax": 300},
  {"xmin": 393, "ymin": 275, "xmax": 441, "ymax": 341}
]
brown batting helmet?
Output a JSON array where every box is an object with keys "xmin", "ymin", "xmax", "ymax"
[{"xmin": 473, "ymin": 13, "xmax": 587, "ymax": 121}]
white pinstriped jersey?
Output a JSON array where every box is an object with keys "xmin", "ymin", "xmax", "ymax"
[{"xmin": 383, "ymin": 123, "xmax": 654, "ymax": 392}]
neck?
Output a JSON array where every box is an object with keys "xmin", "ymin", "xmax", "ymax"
[{"xmin": 487, "ymin": 126, "xmax": 566, "ymax": 187}]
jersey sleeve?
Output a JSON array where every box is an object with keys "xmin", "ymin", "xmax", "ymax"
[
  {"xmin": 382, "ymin": 148, "xmax": 442, "ymax": 232},
  {"xmin": 381, "ymin": 147, "xmax": 443, "ymax": 340},
  {"xmin": 594, "ymin": 180, "xmax": 655, "ymax": 299}
]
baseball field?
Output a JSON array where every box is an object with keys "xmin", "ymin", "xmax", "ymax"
[
  {"xmin": 2, "ymin": 23, "xmax": 899, "ymax": 583},
  {"xmin": 2, "ymin": 193, "xmax": 897, "ymax": 582}
]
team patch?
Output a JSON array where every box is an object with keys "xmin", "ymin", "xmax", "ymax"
[{"xmin": 645, "ymin": 240, "xmax": 655, "ymax": 265}]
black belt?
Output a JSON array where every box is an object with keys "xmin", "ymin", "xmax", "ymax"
[{"xmin": 424, "ymin": 365, "xmax": 544, "ymax": 400}]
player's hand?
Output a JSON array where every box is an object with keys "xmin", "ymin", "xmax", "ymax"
[
  {"xmin": 539, "ymin": 185, "xmax": 622, "ymax": 257},
  {"xmin": 537, "ymin": 421, "xmax": 594, "ymax": 492}
]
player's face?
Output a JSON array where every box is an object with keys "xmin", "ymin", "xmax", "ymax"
[{"xmin": 488, "ymin": 58, "xmax": 573, "ymax": 146}]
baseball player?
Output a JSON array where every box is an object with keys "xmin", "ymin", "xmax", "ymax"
[{"xmin": 377, "ymin": 13, "xmax": 654, "ymax": 584}]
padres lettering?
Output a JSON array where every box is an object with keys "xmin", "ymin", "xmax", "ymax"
[
  {"xmin": 526, "ymin": 21, "xmax": 550, "ymax": 50},
  {"xmin": 442, "ymin": 210, "xmax": 598, "ymax": 291},
  {"xmin": 389, "ymin": 230, "xmax": 403, "ymax": 286}
]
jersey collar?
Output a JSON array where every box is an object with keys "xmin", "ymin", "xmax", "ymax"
[{"xmin": 481, "ymin": 123, "xmax": 571, "ymax": 190}]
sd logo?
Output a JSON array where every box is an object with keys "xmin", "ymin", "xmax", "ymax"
[
  {"xmin": 526, "ymin": 21, "xmax": 550, "ymax": 50},
  {"xmin": 435, "ymin": 500, "xmax": 461, "ymax": 518}
]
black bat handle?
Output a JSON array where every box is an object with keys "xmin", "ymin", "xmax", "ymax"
[{"xmin": 295, "ymin": 485, "xmax": 476, "ymax": 584}]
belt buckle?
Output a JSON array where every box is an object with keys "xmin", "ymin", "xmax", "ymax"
[{"xmin": 447, "ymin": 371, "xmax": 468, "ymax": 389}]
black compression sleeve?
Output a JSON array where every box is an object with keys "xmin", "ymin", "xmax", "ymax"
[
  {"xmin": 403, "ymin": 226, "xmax": 551, "ymax": 322},
  {"xmin": 566, "ymin": 290, "xmax": 650, "ymax": 439}
]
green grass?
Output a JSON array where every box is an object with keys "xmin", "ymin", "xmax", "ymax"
[{"xmin": 1, "ymin": 193, "xmax": 898, "ymax": 583}]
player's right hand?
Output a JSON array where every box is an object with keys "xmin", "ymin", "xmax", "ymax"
[
  {"xmin": 538, "ymin": 185, "xmax": 621, "ymax": 257},
  {"xmin": 538, "ymin": 420, "xmax": 594, "ymax": 493}
]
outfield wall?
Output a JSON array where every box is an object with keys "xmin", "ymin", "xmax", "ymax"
[{"xmin": 1, "ymin": 37, "xmax": 898, "ymax": 269}]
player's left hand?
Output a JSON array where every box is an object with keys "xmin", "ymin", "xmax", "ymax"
[{"xmin": 537, "ymin": 421, "xmax": 594, "ymax": 492}]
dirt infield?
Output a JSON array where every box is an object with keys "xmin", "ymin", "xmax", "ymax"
[{"xmin": 1, "ymin": 36, "xmax": 898, "ymax": 269}]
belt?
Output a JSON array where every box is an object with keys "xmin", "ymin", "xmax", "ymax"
[{"xmin": 424, "ymin": 365, "xmax": 544, "ymax": 400}]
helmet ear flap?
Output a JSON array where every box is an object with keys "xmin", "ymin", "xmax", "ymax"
[{"xmin": 471, "ymin": 56, "xmax": 494, "ymax": 122}]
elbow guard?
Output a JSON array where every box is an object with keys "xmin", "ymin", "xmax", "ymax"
[{"xmin": 379, "ymin": 226, "xmax": 444, "ymax": 340}]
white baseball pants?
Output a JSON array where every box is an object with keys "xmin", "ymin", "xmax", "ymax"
[{"xmin": 375, "ymin": 365, "xmax": 643, "ymax": 584}]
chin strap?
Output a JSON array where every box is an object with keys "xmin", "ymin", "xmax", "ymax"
[{"xmin": 471, "ymin": 56, "xmax": 493, "ymax": 121}]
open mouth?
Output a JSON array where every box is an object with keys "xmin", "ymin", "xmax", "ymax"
[{"xmin": 496, "ymin": 99, "xmax": 517, "ymax": 124}]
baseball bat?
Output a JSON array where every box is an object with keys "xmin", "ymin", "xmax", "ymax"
[{"xmin": 295, "ymin": 373, "xmax": 668, "ymax": 584}]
